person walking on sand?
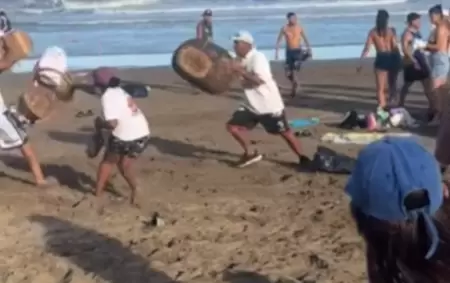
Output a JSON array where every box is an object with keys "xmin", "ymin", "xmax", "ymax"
[
  {"xmin": 346, "ymin": 137, "xmax": 450, "ymax": 282},
  {"xmin": 0, "ymin": 44, "xmax": 59, "ymax": 188},
  {"xmin": 227, "ymin": 31, "xmax": 309, "ymax": 168},
  {"xmin": 275, "ymin": 12, "xmax": 312, "ymax": 98},
  {"xmin": 399, "ymin": 13, "xmax": 434, "ymax": 117},
  {"xmin": 424, "ymin": 5, "xmax": 450, "ymax": 124},
  {"xmin": 90, "ymin": 68, "xmax": 150, "ymax": 205},
  {"xmin": 358, "ymin": 10, "xmax": 401, "ymax": 118},
  {"xmin": 196, "ymin": 9, "xmax": 213, "ymax": 42}
]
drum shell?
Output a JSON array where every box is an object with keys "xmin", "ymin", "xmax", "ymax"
[
  {"xmin": 35, "ymin": 68, "xmax": 75, "ymax": 101},
  {"xmin": 172, "ymin": 38, "xmax": 235, "ymax": 94},
  {"xmin": 3, "ymin": 30, "xmax": 33, "ymax": 62},
  {"xmin": 17, "ymin": 84, "xmax": 57, "ymax": 122}
]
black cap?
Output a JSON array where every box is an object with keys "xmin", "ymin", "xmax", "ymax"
[
  {"xmin": 287, "ymin": 12, "xmax": 296, "ymax": 18},
  {"xmin": 407, "ymin": 12, "xmax": 421, "ymax": 23},
  {"xmin": 203, "ymin": 9, "xmax": 212, "ymax": 16}
]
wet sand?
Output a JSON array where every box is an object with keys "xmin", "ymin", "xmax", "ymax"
[{"xmin": 0, "ymin": 58, "xmax": 433, "ymax": 283}]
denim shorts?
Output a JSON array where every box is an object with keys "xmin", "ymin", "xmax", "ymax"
[{"xmin": 430, "ymin": 52, "xmax": 450, "ymax": 80}]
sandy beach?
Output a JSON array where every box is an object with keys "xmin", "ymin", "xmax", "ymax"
[{"xmin": 0, "ymin": 58, "xmax": 434, "ymax": 283}]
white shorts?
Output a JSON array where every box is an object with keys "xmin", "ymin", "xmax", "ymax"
[{"xmin": 0, "ymin": 110, "xmax": 27, "ymax": 150}]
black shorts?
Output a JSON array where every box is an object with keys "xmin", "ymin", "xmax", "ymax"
[
  {"xmin": 285, "ymin": 49, "xmax": 307, "ymax": 72},
  {"xmin": 106, "ymin": 135, "xmax": 150, "ymax": 158},
  {"xmin": 403, "ymin": 64, "xmax": 429, "ymax": 83},
  {"xmin": 227, "ymin": 107, "xmax": 290, "ymax": 134}
]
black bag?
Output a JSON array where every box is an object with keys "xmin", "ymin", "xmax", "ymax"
[{"xmin": 312, "ymin": 146, "xmax": 355, "ymax": 174}]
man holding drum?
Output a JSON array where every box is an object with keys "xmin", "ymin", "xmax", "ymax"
[
  {"xmin": 0, "ymin": 48, "xmax": 57, "ymax": 188},
  {"xmin": 227, "ymin": 31, "xmax": 309, "ymax": 168},
  {"xmin": 89, "ymin": 68, "xmax": 150, "ymax": 205}
]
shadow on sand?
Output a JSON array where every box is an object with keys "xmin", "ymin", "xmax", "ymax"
[
  {"xmin": 0, "ymin": 154, "xmax": 95, "ymax": 193},
  {"xmin": 47, "ymin": 130, "xmax": 239, "ymax": 166},
  {"xmin": 29, "ymin": 215, "xmax": 177, "ymax": 283}
]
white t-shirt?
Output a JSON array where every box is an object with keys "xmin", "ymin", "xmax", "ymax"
[
  {"xmin": 36, "ymin": 46, "xmax": 68, "ymax": 86},
  {"xmin": 101, "ymin": 87, "xmax": 150, "ymax": 141},
  {"xmin": 240, "ymin": 49, "xmax": 285, "ymax": 114}
]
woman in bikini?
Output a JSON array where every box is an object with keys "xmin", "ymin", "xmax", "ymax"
[{"xmin": 358, "ymin": 10, "xmax": 401, "ymax": 116}]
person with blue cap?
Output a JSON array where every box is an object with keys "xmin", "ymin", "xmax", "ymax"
[{"xmin": 346, "ymin": 137, "xmax": 450, "ymax": 281}]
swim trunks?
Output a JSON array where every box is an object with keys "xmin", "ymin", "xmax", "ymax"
[
  {"xmin": 285, "ymin": 48, "xmax": 308, "ymax": 72},
  {"xmin": 374, "ymin": 51, "xmax": 401, "ymax": 72}
]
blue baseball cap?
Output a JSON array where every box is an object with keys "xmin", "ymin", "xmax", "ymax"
[{"xmin": 345, "ymin": 137, "xmax": 443, "ymax": 259}]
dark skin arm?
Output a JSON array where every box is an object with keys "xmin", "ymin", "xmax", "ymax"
[{"xmin": 95, "ymin": 116, "xmax": 118, "ymax": 131}]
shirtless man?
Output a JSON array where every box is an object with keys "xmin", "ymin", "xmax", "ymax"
[
  {"xmin": 275, "ymin": 12, "xmax": 311, "ymax": 97},
  {"xmin": 196, "ymin": 9, "xmax": 213, "ymax": 42},
  {"xmin": 425, "ymin": 5, "xmax": 450, "ymax": 121},
  {"xmin": 358, "ymin": 9, "xmax": 401, "ymax": 115},
  {"xmin": 399, "ymin": 13, "xmax": 433, "ymax": 115}
]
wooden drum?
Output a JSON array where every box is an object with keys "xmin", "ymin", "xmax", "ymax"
[
  {"xmin": 35, "ymin": 68, "xmax": 75, "ymax": 101},
  {"xmin": 3, "ymin": 30, "xmax": 33, "ymax": 62},
  {"xmin": 17, "ymin": 84, "xmax": 56, "ymax": 123},
  {"xmin": 172, "ymin": 38, "xmax": 236, "ymax": 94}
]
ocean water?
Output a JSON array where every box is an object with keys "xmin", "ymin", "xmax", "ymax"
[{"xmin": 1, "ymin": 0, "xmax": 447, "ymax": 72}]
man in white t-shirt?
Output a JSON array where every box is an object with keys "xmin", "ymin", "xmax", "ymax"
[
  {"xmin": 90, "ymin": 68, "xmax": 150, "ymax": 205},
  {"xmin": 226, "ymin": 30, "xmax": 308, "ymax": 168}
]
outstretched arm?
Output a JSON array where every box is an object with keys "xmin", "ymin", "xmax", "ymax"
[
  {"xmin": 360, "ymin": 31, "xmax": 373, "ymax": 59},
  {"xmin": 275, "ymin": 27, "xmax": 285, "ymax": 59}
]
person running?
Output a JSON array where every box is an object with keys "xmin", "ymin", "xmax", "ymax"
[
  {"xmin": 91, "ymin": 69, "xmax": 150, "ymax": 205},
  {"xmin": 227, "ymin": 31, "xmax": 309, "ymax": 168},
  {"xmin": 275, "ymin": 12, "xmax": 312, "ymax": 98},
  {"xmin": 196, "ymin": 9, "xmax": 213, "ymax": 42},
  {"xmin": 358, "ymin": 10, "xmax": 401, "ymax": 115},
  {"xmin": 0, "ymin": 46, "xmax": 58, "ymax": 187},
  {"xmin": 425, "ymin": 5, "xmax": 450, "ymax": 123},
  {"xmin": 346, "ymin": 137, "xmax": 450, "ymax": 282},
  {"xmin": 399, "ymin": 13, "xmax": 434, "ymax": 116}
]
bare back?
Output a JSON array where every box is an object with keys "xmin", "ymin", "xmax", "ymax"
[{"xmin": 369, "ymin": 27, "xmax": 397, "ymax": 53}]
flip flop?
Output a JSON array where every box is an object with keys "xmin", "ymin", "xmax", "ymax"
[{"xmin": 75, "ymin": 109, "xmax": 94, "ymax": 118}]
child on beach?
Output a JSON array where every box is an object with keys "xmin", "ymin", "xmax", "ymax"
[
  {"xmin": 90, "ymin": 68, "xmax": 150, "ymax": 205},
  {"xmin": 346, "ymin": 137, "xmax": 450, "ymax": 282},
  {"xmin": 358, "ymin": 10, "xmax": 401, "ymax": 118}
]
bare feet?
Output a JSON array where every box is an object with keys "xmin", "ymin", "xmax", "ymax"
[{"xmin": 130, "ymin": 187, "xmax": 141, "ymax": 207}]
